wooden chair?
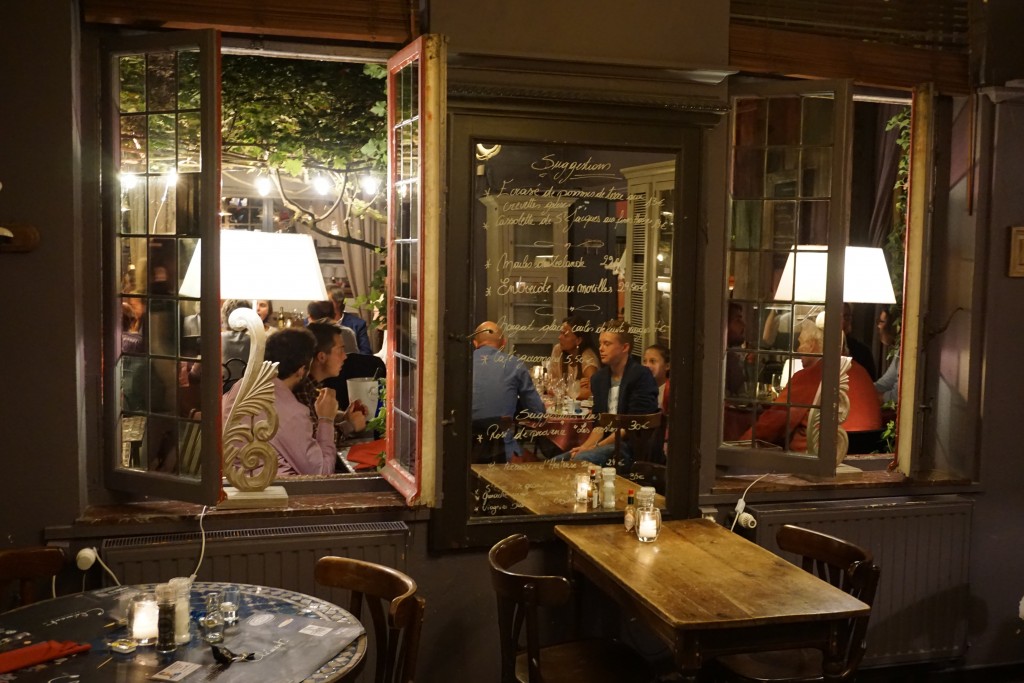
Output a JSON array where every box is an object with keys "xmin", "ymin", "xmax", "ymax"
[
  {"xmin": 711, "ymin": 525, "xmax": 881, "ymax": 682},
  {"xmin": 314, "ymin": 556, "xmax": 425, "ymax": 683},
  {"xmin": 488, "ymin": 534, "xmax": 655, "ymax": 683},
  {"xmin": 595, "ymin": 412, "xmax": 663, "ymax": 487},
  {"xmin": 0, "ymin": 546, "xmax": 65, "ymax": 610}
]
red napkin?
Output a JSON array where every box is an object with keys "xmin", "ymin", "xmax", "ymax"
[
  {"xmin": 0, "ymin": 640, "xmax": 91, "ymax": 674},
  {"xmin": 345, "ymin": 438, "xmax": 387, "ymax": 470}
]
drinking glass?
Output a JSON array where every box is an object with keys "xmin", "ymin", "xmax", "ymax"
[{"xmin": 220, "ymin": 586, "xmax": 241, "ymax": 626}]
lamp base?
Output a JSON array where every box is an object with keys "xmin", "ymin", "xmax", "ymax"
[{"xmin": 217, "ymin": 485, "xmax": 289, "ymax": 509}]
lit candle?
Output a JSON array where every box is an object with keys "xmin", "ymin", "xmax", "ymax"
[
  {"xmin": 575, "ymin": 473, "xmax": 591, "ymax": 503},
  {"xmin": 637, "ymin": 509, "xmax": 660, "ymax": 542},
  {"xmin": 132, "ymin": 594, "xmax": 159, "ymax": 642}
]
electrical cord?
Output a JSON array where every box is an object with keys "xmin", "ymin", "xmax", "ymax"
[
  {"xmin": 95, "ymin": 553, "xmax": 121, "ymax": 586},
  {"xmin": 190, "ymin": 505, "xmax": 209, "ymax": 581},
  {"xmin": 730, "ymin": 472, "xmax": 772, "ymax": 532}
]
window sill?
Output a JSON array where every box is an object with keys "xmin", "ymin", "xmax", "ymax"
[
  {"xmin": 704, "ymin": 461, "xmax": 976, "ymax": 506},
  {"xmin": 66, "ymin": 489, "xmax": 413, "ymax": 535}
]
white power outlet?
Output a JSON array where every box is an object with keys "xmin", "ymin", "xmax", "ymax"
[{"xmin": 76, "ymin": 547, "xmax": 98, "ymax": 571}]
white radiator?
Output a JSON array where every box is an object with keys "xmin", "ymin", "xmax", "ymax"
[{"xmin": 747, "ymin": 495, "xmax": 972, "ymax": 666}]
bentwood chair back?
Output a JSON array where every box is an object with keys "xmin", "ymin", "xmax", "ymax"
[
  {"xmin": 712, "ymin": 525, "xmax": 881, "ymax": 682},
  {"xmin": 595, "ymin": 411, "xmax": 663, "ymax": 488},
  {"xmin": 314, "ymin": 556, "xmax": 425, "ymax": 683},
  {"xmin": 488, "ymin": 534, "xmax": 654, "ymax": 683},
  {"xmin": 0, "ymin": 546, "xmax": 65, "ymax": 611}
]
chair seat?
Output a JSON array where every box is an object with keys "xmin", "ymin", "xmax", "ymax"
[
  {"xmin": 515, "ymin": 638, "xmax": 655, "ymax": 683},
  {"xmin": 713, "ymin": 645, "xmax": 827, "ymax": 682}
]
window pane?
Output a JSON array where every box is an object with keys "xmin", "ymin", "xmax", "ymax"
[
  {"xmin": 802, "ymin": 97, "xmax": 834, "ymax": 146},
  {"xmin": 119, "ymin": 55, "xmax": 145, "ymax": 113},
  {"xmin": 146, "ymin": 52, "xmax": 176, "ymax": 112},
  {"xmin": 175, "ymin": 172, "xmax": 201, "ymax": 236},
  {"xmin": 766, "ymin": 97, "xmax": 801, "ymax": 145},
  {"xmin": 148, "ymin": 175, "xmax": 176, "ymax": 234},
  {"xmin": 120, "ymin": 178, "xmax": 147, "ymax": 234},
  {"xmin": 734, "ymin": 98, "xmax": 767, "ymax": 147},
  {"xmin": 177, "ymin": 112, "xmax": 201, "ymax": 174},
  {"xmin": 801, "ymin": 147, "xmax": 832, "ymax": 198},
  {"xmin": 120, "ymin": 115, "xmax": 147, "ymax": 174},
  {"xmin": 177, "ymin": 49, "xmax": 200, "ymax": 110},
  {"xmin": 732, "ymin": 147, "xmax": 764, "ymax": 199},
  {"xmin": 148, "ymin": 113, "xmax": 176, "ymax": 175}
]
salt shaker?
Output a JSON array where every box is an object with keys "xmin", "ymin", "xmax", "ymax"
[
  {"xmin": 168, "ymin": 576, "xmax": 192, "ymax": 644},
  {"xmin": 601, "ymin": 467, "xmax": 616, "ymax": 509}
]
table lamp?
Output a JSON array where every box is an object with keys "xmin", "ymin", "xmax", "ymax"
[
  {"xmin": 180, "ymin": 229, "xmax": 328, "ymax": 507},
  {"xmin": 772, "ymin": 245, "xmax": 896, "ymax": 304},
  {"xmin": 770, "ymin": 245, "xmax": 895, "ymax": 464}
]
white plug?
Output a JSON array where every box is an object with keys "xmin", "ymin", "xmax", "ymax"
[
  {"xmin": 736, "ymin": 512, "xmax": 758, "ymax": 529},
  {"xmin": 76, "ymin": 547, "xmax": 98, "ymax": 571}
]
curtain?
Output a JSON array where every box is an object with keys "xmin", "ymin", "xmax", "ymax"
[
  {"xmin": 866, "ymin": 103, "xmax": 905, "ymax": 249},
  {"xmin": 337, "ymin": 213, "xmax": 386, "ymax": 351}
]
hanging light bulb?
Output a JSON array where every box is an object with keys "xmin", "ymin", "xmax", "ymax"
[
  {"xmin": 255, "ymin": 175, "xmax": 273, "ymax": 197},
  {"xmin": 164, "ymin": 170, "xmax": 178, "ymax": 187},
  {"xmin": 119, "ymin": 172, "xmax": 139, "ymax": 190},
  {"xmin": 360, "ymin": 175, "xmax": 381, "ymax": 196},
  {"xmin": 313, "ymin": 175, "xmax": 332, "ymax": 195}
]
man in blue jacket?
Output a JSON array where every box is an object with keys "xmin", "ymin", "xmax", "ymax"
[{"xmin": 555, "ymin": 319, "xmax": 659, "ymax": 468}]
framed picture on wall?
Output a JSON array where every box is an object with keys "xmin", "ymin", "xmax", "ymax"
[{"xmin": 1010, "ymin": 226, "xmax": 1024, "ymax": 277}]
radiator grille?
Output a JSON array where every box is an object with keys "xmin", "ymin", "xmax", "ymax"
[
  {"xmin": 100, "ymin": 521, "xmax": 410, "ymax": 599},
  {"xmin": 747, "ymin": 495, "xmax": 971, "ymax": 666}
]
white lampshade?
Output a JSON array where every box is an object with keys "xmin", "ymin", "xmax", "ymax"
[
  {"xmin": 179, "ymin": 229, "xmax": 328, "ymax": 301},
  {"xmin": 773, "ymin": 245, "xmax": 896, "ymax": 304}
]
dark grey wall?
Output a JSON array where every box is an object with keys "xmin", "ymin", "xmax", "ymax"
[
  {"xmin": 965, "ymin": 95, "xmax": 1024, "ymax": 666},
  {"xmin": 0, "ymin": 2, "xmax": 88, "ymax": 545}
]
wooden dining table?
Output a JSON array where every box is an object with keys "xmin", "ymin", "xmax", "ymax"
[
  {"xmin": 555, "ymin": 519, "xmax": 870, "ymax": 681},
  {"xmin": 472, "ymin": 461, "xmax": 664, "ymax": 516}
]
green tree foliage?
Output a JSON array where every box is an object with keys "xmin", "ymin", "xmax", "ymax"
[
  {"xmin": 884, "ymin": 107, "xmax": 911, "ymax": 344},
  {"xmin": 221, "ymin": 56, "xmax": 386, "ymax": 174}
]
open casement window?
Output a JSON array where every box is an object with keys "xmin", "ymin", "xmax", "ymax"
[
  {"xmin": 382, "ymin": 35, "xmax": 446, "ymax": 505},
  {"xmin": 719, "ymin": 79, "xmax": 854, "ymax": 477},
  {"xmin": 102, "ymin": 30, "xmax": 223, "ymax": 504},
  {"xmin": 102, "ymin": 30, "xmax": 447, "ymax": 507}
]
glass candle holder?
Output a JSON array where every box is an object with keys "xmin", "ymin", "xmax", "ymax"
[
  {"xmin": 130, "ymin": 593, "xmax": 159, "ymax": 644},
  {"xmin": 636, "ymin": 508, "xmax": 662, "ymax": 542},
  {"xmin": 575, "ymin": 472, "xmax": 591, "ymax": 503}
]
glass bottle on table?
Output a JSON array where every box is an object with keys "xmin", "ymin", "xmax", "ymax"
[
  {"xmin": 624, "ymin": 489, "xmax": 636, "ymax": 531},
  {"xmin": 201, "ymin": 593, "xmax": 225, "ymax": 644}
]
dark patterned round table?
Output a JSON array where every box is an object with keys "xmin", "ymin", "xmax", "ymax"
[{"xmin": 0, "ymin": 581, "xmax": 366, "ymax": 682}]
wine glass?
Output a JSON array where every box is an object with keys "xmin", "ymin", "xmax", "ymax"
[
  {"xmin": 565, "ymin": 375, "xmax": 581, "ymax": 413},
  {"xmin": 551, "ymin": 376, "xmax": 566, "ymax": 414}
]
